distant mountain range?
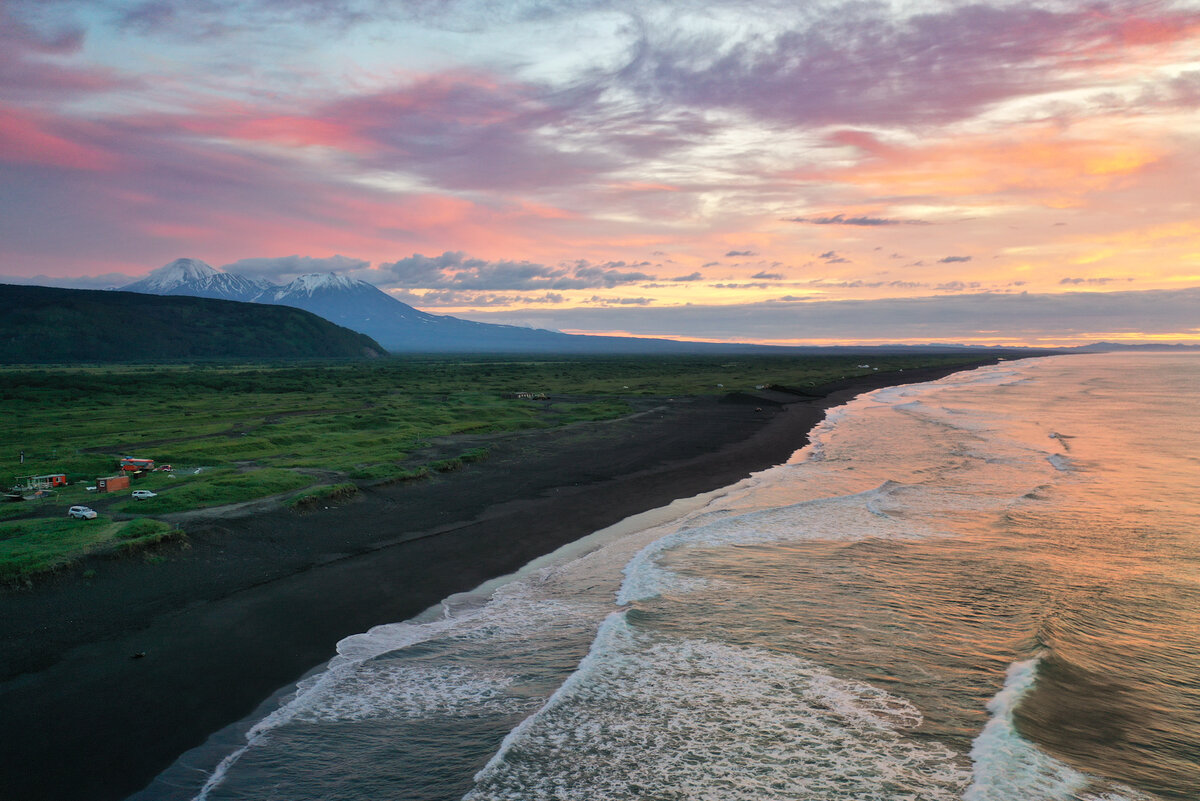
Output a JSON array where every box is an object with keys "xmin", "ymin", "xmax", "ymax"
[
  {"xmin": 0, "ymin": 283, "xmax": 384, "ymax": 363},
  {"xmin": 1073, "ymin": 341, "xmax": 1200, "ymax": 352},
  {"xmin": 124, "ymin": 258, "xmax": 272, "ymax": 301},
  {"xmin": 121, "ymin": 259, "xmax": 728, "ymax": 354},
  {"xmin": 116, "ymin": 259, "xmax": 1097, "ymax": 357}
]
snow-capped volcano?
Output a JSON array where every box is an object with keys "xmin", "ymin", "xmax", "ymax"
[
  {"xmin": 123, "ymin": 261, "xmax": 457, "ymax": 346},
  {"xmin": 123, "ymin": 258, "xmax": 269, "ymax": 301},
  {"xmin": 121, "ymin": 258, "xmax": 700, "ymax": 353},
  {"xmin": 261, "ymin": 272, "xmax": 437, "ymax": 326},
  {"xmin": 267, "ymin": 272, "xmax": 372, "ymax": 299},
  {"xmin": 124, "ymin": 258, "xmax": 217, "ymax": 292}
]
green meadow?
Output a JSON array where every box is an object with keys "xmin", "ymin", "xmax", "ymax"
[
  {"xmin": 0, "ymin": 353, "xmax": 988, "ymax": 582},
  {"xmin": 0, "ymin": 516, "xmax": 175, "ymax": 583}
]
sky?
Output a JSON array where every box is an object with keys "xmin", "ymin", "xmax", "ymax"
[{"xmin": 3, "ymin": 0, "xmax": 1199, "ymax": 346}]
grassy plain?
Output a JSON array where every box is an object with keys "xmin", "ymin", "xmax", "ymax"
[
  {"xmin": 0, "ymin": 516, "xmax": 174, "ymax": 582},
  {"xmin": 0, "ymin": 353, "xmax": 986, "ymax": 581}
]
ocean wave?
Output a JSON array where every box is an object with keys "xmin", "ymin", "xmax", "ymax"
[
  {"xmin": 965, "ymin": 656, "xmax": 1153, "ymax": 801},
  {"xmin": 616, "ymin": 448, "xmax": 1054, "ymax": 605},
  {"xmin": 1046, "ymin": 453, "xmax": 1075, "ymax": 472},
  {"xmin": 617, "ymin": 481, "xmax": 938, "ymax": 603},
  {"xmin": 193, "ymin": 585, "xmax": 607, "ymax": 799},
  {"xmin": 467, "ymin": 615, "xmax": 970, "ymax": 801}
]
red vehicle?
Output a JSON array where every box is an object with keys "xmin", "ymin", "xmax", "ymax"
[{"xmin": 119, "ymin": 457, "xmax": 156, "ymax": 473}]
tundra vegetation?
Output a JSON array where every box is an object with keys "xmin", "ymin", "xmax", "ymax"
[{"xmin": 1, "ymin": 353, "xmax": 989, "ymax": 582}]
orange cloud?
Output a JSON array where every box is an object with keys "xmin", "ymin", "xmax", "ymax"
[
  {"xmin": 811, "ymin": 126, "xmax": 1160, "ymax": 207},
  {"xmin": 1059, "ymin": 220, "xmax": 1200, "ymax": 273}
]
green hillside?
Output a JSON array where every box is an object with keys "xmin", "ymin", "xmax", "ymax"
[{"xmin": 0, "ymin": 284, "xmax": 385, "ymax": 362}]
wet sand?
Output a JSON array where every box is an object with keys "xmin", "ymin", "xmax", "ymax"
[{"xmin": 0, "ymin": 362, "xmax": 996, "ymax": 801}]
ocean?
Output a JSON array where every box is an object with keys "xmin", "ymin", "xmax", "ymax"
[{"xmin": 142, "ymin": 353, "xmax": 1200, "ymax": 800}]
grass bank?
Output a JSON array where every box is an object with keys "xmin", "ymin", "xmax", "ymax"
[
  {"xmin": 0, "ymin": 353, "xmax": 999, "ymax": 582},
  {"xmin": 286, "ymin": 482, "xmax": 359, "ymax": 511},
  {"xmin": 0, "ymin": 516, "xmax": 177, "ymax": 584}
]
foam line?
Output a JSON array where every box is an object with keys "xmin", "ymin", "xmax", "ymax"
[{"xmin": 964, "ymin": 657, "xmax": 1149, "ymax": 801}]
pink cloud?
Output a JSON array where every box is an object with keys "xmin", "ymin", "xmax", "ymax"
[
  {"xmin": 111, "ymin": 70, "xmax": 621, "ymax": 196},
  {"xmin": 3, "ymin": 0, "xmax": 1199, "ymax": 297},
  {"xmin": 621, "ymin": 2, "xmax": 1200, "ymax": 127},
  {"xmin": 0, "ymin": 85, "xmax": 589, "ymax": 275},
  {"xmin": 1087, "ymin": 8, "xmax": 1200, "ymax": 51},
  {"xmin": 322, "ymin": 73, "xmax": 615, "ymax": 191},
  {"xmin": 827, "ymin": 130, "xmax": 899, "ymax": 160},
  {"xmin": 0, "ymin": 104, "xmax": 119, "ymax": 170},
  {"xmin": 0, "ymin": 56, "xmax": 127, "ymax": 101},
  {"xmin": 174, "ymin": 109, "xmax": 378, "ymax": 154}
]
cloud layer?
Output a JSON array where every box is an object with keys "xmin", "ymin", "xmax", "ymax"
[
  {"xmin": 463, "ymin": 287, "xmax": 1200, "ymax": 346},
  {"xmin": 2, "ymin": 0, "xmax": 1199, "ymax": 342},
  {"xmin": 373, "ymin": 252, "xmax": 655, "ymax": 290}
]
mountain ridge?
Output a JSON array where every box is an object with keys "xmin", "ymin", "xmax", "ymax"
[
  {"xmin": 0, "ymin": 284, "xmax": 385, "ymax": 363},
  {"xmin": 120, "ymin": 259, "xmax": 711, "ymax": 353},
  {"xmin": 116, "ymin": 259, "xmax": 1080, "ymax": 356},
  {"xmin": 124, "ymin": 258, "xmax": 270, "ymax": 302}
]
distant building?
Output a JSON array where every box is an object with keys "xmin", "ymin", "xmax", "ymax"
[
  {"xmin": 97, "ymin": 475, "xmax": 131, "ymax": 493},
  {"xmin": 16, "ymin": 473, "xmax": 68, "ymax": 490}
]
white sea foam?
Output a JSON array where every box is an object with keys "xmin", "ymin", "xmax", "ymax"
[
  {"xmin": 286, "ymin": 663, "xmax": 538, "ymax": 722},
  {"xmin": 466, "ymin": 615, "xmax": 971, "ymax": 800},
  {"xmin": 965, "ymin": 657, "xmax": 1152, "ymax": 801},
  {"xmin": 286, "ymin": 595, "xmax": 600, "ymax": 720},
  {"xmin": 192, "ymin": 472, "xmax": 797, "ymax": 799},
  {"xmin": 614, "ymin": 362, "xmax": 1076, "ymax": 605},
  {"xmin": 618, "ymin": 482, "xmax": 939, "ymax": 603},
  {"xmin": 194, "ymin": 584, "xmax": 608, "ymax": 799},
  {"xmin": 1046, "ymin": 453, "xmax": 1075, "ymax": 472},
  {"xmin": 964, "ymin": 657, "xmax": 1088, "ymax": 801}
]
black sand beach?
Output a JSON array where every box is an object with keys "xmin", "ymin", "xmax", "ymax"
[{"xmin": 0, "ymin": 362, "xmax": 994, "ymax": 801}]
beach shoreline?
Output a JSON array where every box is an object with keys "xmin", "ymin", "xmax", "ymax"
[{"xmin": 0, "ymin": 359, "xmax": 1001, "ymax": 801}]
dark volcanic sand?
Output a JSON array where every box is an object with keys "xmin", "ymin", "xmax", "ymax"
[{"xmin": 0, "ymin": 362, "xmax": 993, "ymax": 801}]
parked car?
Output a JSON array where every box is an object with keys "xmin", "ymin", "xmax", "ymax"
[
  {"xmin": 68, "ymin": 505, "xmax": 97, "ymax": 519},
  {"xmin": 155, "ymin": 464, "xmax": 173, "ymax": 472},
  {"xmin": 131, "ymin": 490, "xmax": 157, "ymax": 500}
]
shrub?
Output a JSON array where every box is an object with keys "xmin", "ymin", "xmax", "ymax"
[
  {"xmin": 460, "ymin": 447, "xmax": 490, "ymax": 464},
  {"xmin": 118, "ymin": 518, "xmax": 172, "ymax": 540},
  {"xmin": 348, "ymin": 464, "xmax": 429, "ymax": 483}
]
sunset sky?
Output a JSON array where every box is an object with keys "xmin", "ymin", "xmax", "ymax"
[{"xmin": 3, "ymin": 0, "xmax": 1199, "ymax": 345}]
